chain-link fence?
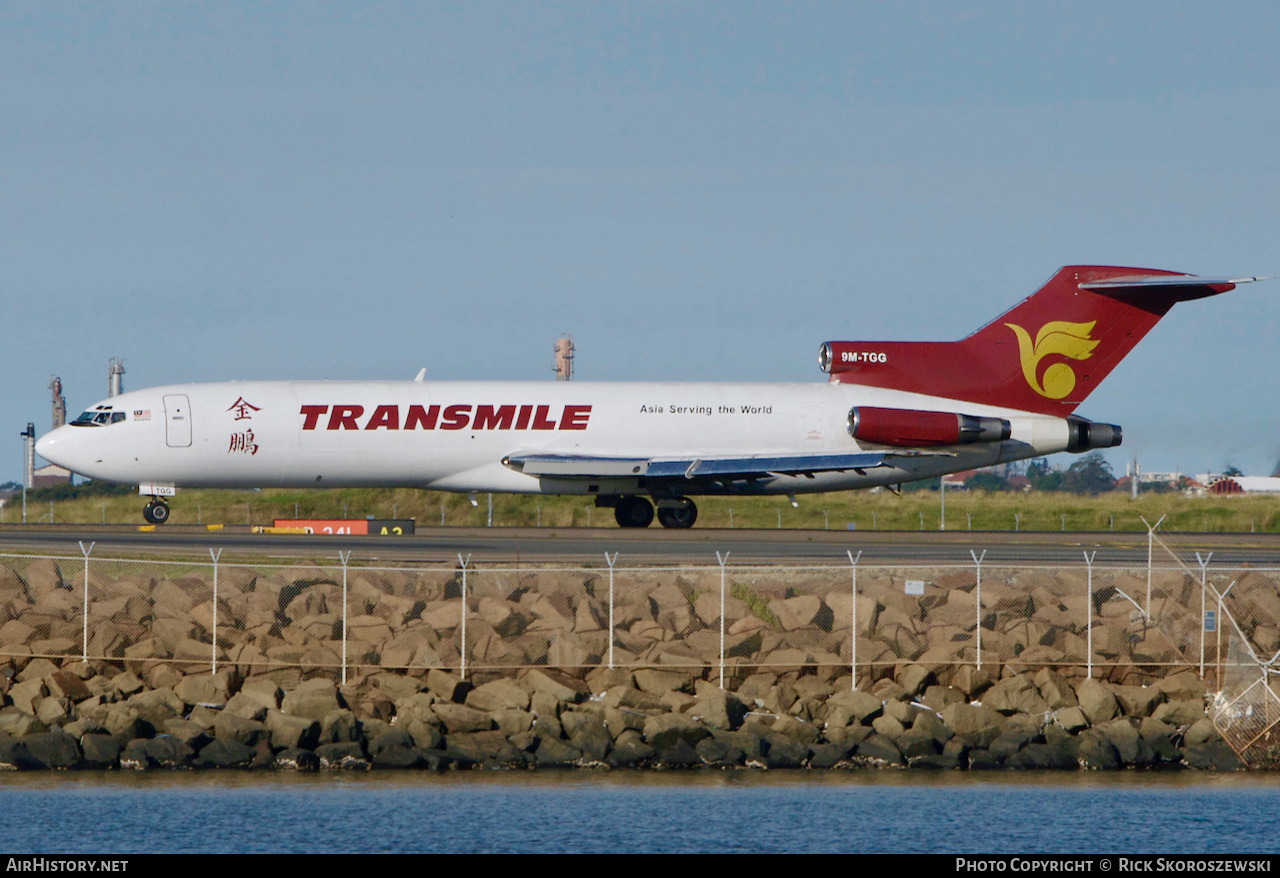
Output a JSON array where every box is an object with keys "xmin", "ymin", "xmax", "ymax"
[{"xmin": 5, "ymin": 545, "xmax": 1279, "ymax": 698}]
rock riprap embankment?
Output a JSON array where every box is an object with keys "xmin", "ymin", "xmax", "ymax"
[
  {"xmin": 1, "ymin": 557, "xmax": 1240, "ymax": 680},
  {"xmin": 0, "ymin": 657, "xmax": 1243, "ymax": 771}
]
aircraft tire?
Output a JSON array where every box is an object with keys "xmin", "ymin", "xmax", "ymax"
[
  {"xmin": 143, "ymin": 501, "xmax": 170, "ymax": 525},
  {"xmin": 656, "ymin": 499, "xmax": 698, "ymax": 529},
  {"xmin": 614, "ymin": 496, "xmax": 654, "ymax": 528}
]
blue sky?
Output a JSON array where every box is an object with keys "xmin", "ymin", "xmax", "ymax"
[{"xmin": 3, "ymin": 2, "xmax": 1277, "ymax": 482}]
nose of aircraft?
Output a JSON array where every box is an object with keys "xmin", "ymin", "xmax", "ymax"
[{"xmin": 36, "ymin": 425, "xmax": 82, "ymax": 472}]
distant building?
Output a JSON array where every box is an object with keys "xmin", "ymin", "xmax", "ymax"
[
  {"xmin": 941, "ymin": 468, "xmax": 1030, "ymax": 491},
  {"xmin": 1206, "ymin": 476, "xmax": 1280, "ymax": 495},
  {"xmin": 1139, "ymin": 471, "xmax": 1184, "ymax": 486},
  {"xmin": 32, "ymin": 464, "xmax": 71, "ymax": 489}
]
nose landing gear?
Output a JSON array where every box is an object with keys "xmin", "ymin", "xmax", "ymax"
[{"xmin": 142, "ymin": 499, "xmax": 170, "ymax": 524}]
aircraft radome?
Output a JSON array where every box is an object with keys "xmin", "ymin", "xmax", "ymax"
[{"xmin": 36, "ymin": 266, "xmax": 1265, "ymax": 528}]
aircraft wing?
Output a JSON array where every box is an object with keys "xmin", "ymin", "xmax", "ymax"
[{"xmin": 503, "ymin": 451, "xmax": 935, "ymax": 481}]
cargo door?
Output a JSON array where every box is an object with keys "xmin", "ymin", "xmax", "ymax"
[{"xmin": 164, "ymin": 394, "xmax": 192, "ymax": 447}]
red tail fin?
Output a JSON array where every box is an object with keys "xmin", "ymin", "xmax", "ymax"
[{"xmin": 822, "ymin": 266, "xmax": 1247, "ymax": 415}]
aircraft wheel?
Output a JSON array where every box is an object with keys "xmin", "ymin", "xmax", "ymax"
[
  {"xmin": 657, "ymin": 499, "xmax": 698, "ymax": 529},
  {"xmin": 143, "ymin": 500, "xmax": 170, "ymax": 525},
  {"xmin": 614, "ymin": 496, "xmax": 654, "ymax": 528}
]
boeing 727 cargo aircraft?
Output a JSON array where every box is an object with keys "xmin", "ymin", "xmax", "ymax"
[{"xmin": 36, "ymin": 266, "xmax": 1263, "ymax": 527}]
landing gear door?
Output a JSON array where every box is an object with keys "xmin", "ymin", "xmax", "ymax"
[{"xmin": 164, "ymin": 394, "xmax": 192, "ymax": 448}]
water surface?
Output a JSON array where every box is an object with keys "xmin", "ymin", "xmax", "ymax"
[{"xmin": 2, "ymin": 771, "xmax": 1277, "ymax": 854}]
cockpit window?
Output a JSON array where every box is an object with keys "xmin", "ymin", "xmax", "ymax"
[{"xmin": 70, "ymin": 406, "xmax": 125, "ymax": 427}]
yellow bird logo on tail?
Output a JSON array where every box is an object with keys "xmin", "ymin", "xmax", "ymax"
[{"xmin": 1005, "ymin": 321, "xmax": 1099, "ymax": 399}]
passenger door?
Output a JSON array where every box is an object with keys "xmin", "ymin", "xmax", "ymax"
[{"xmin": 164, "ymin": 394, "xmax": 192, "ymax": 447}]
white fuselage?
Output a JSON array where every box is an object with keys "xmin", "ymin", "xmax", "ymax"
[{"xmin": 37, "ymin": 379, "xmax": 1073, "ymax": 497}]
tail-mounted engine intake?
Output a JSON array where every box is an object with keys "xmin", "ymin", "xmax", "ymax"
[
  {"xmin": 820, "ymin": 341, "xmax": 888, "ymax": 374},
  {"xmin": 848, "ymin": 406, "xmax": 1011, "ymax": 448},
  {"xmin": 1066, "ymin": 415, "xmax": 1123, "ymax": 453}
]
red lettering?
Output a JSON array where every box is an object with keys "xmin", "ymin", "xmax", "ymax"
[
  {"xmin": 300, "ymin": 405, "xmax": 329, "ymax": 430},
  {"xmin": 327, "ymin": 405, "xmax": 364, "ymax": 430},
  {"xmin": 473, "ymin": 404, "xmax": 516, "ymax": 430},
  {"xmin": 440, "ymin": 404, "xmax": 471, "ymax": 430},
  {"xmin": 365, "ymin": 404, "xmax": 400, "ymax": 430},
  {"xmin": 559, "ymin": 404, "xmax": 591, "ymax": 430},
  {"xmin": 515, "ymin": 405, "xmax": 533, "ymax": 430},
  {"xmin": 405, "ymin": 404, "xmax": 438, "ymax": 430},
  {"xmin": 532, "ymin": 405, "xmax": 557, "ymax": 430}
]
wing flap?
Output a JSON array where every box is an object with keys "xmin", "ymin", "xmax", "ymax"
[
  {"xmin": 646, "ymin": 453, "xmax": 888, "ymax": 478},
  {"xmin": 504, "ymin": 455, "xmax": 649, "ymax": 477},
  {"xmin": 505, "ymin": 451, "xmax": 894, "ymax": 480}
]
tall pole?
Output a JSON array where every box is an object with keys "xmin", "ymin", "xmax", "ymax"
[{"xmin": 21, "ymin": 423, "xmax": 34, "ymax": 523}]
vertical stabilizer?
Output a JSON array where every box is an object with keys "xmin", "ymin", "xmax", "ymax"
[{"xmin": 821, "ymin": 266, "xmax": 1254, "ymax": 415}]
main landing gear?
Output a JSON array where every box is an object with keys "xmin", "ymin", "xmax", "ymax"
[
  {"xmin": 610, "ymin": 496, "xmax": 698, "ymax": 529},
  {"xmin": 142, "ymin": 499, "xmax": 170, "ymax": 524},
  {"xmin": 657, "ymin": 499, "xmax": 698, "ymax": 529}
]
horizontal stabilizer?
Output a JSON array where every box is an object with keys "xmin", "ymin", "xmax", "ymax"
[{"xmin": 1079, "ymin": 274, "xmax": 1266, "ymax": 301}]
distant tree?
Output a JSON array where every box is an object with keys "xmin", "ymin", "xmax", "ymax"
[
  {"xmin": 901, "ymin": 476, "xmax": 941, "ymax": 493},
  {"xmin": 1224, "ymin": 465, "xmax": 1244, "ymax": 477},
  {"xmin": 0, "ymin": 481, "xmax": 20, "ymax": 494},
  {"xmin": 1031, "ymin": 470, "xmax": 1064, "ymax": 492},
  {"xmin": 1024, "ymin": 459, "xmax": 1063, "ymax": 491},
  {"xmin": 1062, "ymin": 452, "xmax": 1116, "ymax": 495},
  {"xmin": 965, "ymin": 472, "xmax": 1011, "ymax": 492}
]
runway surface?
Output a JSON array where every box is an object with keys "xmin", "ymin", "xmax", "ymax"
[{"xmin": 1, "ymin": 524, "xmax": 1278, "ymax": 566}]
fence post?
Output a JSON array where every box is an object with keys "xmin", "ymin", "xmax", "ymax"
[
  {"xmin": 1083, "ymin": 551, "xmax": 1096, "ymax": 678},
  {"xmin": 604, "ymin": 552, "xmax": 619, "ymax": 669},
  {"xmin": 716, "ymin": 552, "xmax": 730, "ymax": 687},
  {"xmin": 1141, "ymin": 514, "xmax": 1166, "ymax": 620},
  {"xmin": 338, "ymin": 551, "xmax": 351, "ymax": 685},
  {"xmin": 1216, "ymin": 579, "xmax": 1237, "ymax": 691},
  {"xmin": 847, "ymin": 550, "xmax": 861, "ymax": 690},
  {"xmin": 971, "ymin": 550, "xmax": 986, "ymax": 670},
  {"xmin": 1196, "ymin": 552, "xmax": 1213, "ymax": 677},
  {"xmin": 209, "ymin": 548, "xmax": 222, "ymax": 674},
  {"xmin": 458, "ymin": 554, "xmax": 471, "ymax": 678},
  {"xmin": 78, "ymin": 541, "xmax": 94, "ymax": 663}
]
